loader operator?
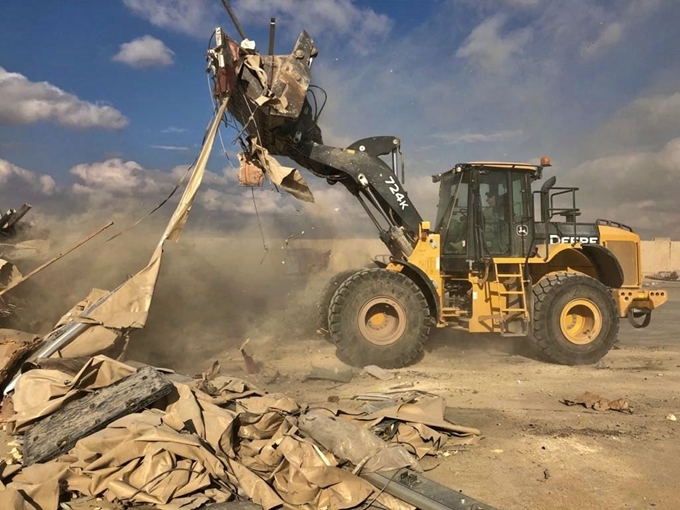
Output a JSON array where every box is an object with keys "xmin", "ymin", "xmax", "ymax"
[
  {"xmin": 444, "ymin": 212, "xmax": 468, "ymax": 254},
  {"xmin": 483, "ymin": 191, "xmax": 510, "ymax": 254}
]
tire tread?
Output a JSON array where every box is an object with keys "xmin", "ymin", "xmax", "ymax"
[{"xmin": 328, "ymin": 268, "xmax": 430, "ymax": 368}]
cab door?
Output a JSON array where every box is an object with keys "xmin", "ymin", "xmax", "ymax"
[
  {"xmin": 436, "ymin": 170, "xmax": 472, "ymax": 272},
  {"xmin": 475, "ymin": 169, "xmax": 533, "ymax": 259},
  {"xmin": 508, "ymin": 171, "xmax": 533, "ymax": 258}
]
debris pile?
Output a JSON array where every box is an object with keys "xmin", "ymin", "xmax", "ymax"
[
  {"xmin": 0, "ymin": 203, "xmax": 50, "ymax": 327},
  {"xmin": 0, "ymin": 356, "xmax": 485, "ymax": 509},
  {"xmin": 0, "ymin": 203, "xmax": 43, "ymax": 245},
  {"xmin": 647, "ymin": 270, "xmax": 679, "ymax": 282},
  {"xmin": 561, "ymin": 391, "xmax": 633, "ymax": 414}
]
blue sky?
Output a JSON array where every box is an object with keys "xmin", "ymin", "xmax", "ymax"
[{"xmin": 1, "ymin": 0, "xmax": 680, "ymax": 238}]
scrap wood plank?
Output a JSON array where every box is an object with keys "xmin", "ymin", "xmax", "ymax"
[{"xmin": 23, "ymin": 366, "xmax": 173, "ymax": 465}]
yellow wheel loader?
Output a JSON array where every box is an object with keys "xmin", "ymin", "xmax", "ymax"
[
  {"xmin": 205, "ymin": 24, "xmax": 668, "ymax": 369},
  {"xmin": 315, "ymin": 156, "xmax": 667, "ymax": 368}
]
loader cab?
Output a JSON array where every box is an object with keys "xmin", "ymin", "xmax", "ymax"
[{"xmin": 434, "ymin": 162, "xmax": 539, "ymax": 272}]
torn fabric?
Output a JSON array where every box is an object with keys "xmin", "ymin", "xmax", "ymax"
[
  {"xmin": 244, "ymin": 135, "xmax": 315, "ymax": 203},
  {"xmin": 0, "ymin": 357, "xmax": 479, "ymax": 509},
  {"xmin": 7, "ymin": 355, "xmax": 136, "ymax": 431},
  {"xmin": 81, "ymin": 97, "xmax": 231, "ymax": 331},
  {"xmin": 0, "ymin": 329, "xmax": 40, "ymax": 385}
]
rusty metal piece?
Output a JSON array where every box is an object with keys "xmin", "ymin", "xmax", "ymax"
[
  {"xmin": 225, "ymin": 30, "xmax": 322, "ymax": 153},
  {"xmin": 4, "ymin": 204, "xmax": 31, "ymax": 230},
  {"xmin": 239, "ymin": 339, "xmax": 259, "ymax": 374},
  {"xmin": 237, "ymin": 152, "xmax": 266, "ymax": 187}
]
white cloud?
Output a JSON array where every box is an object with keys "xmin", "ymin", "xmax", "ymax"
[
  {"xmin": 150, "ymin": 145, "xmax": 190, "ymax": 151},
  {"xmin": 586, "ymin": 91, "xmax": 680, "ymax": 155},
  {"xmin": 434, "ymin": 129, "xmax": 524, "ymax": 144},
  {"xmin": 119, "ymin": 0, "xmax": 392, "ymax": 53},
  {"xmin": 121, "ymin": 0, "xmax": 221, "ymax": 37},
  {"xmin": 503, "ymin": 0, "xmax": 540, "ymax": 6},
  {"xmin": 112, "ymin": 35, "xmax": 175, "ymax": 68},
  {"xmin": 67, "ymin": 158, "xmax": 258, "ymax": 214},
  {"xmin": 70, "ymin": 158, "xmax": 174, "ymax": 198},
  {"xmin": 0, "ymin": 159, "xmax": 57, "ymax": 195},
  {"xmin": 456, "ymin": 15, "xmax": 532, "ymax": 69},
  {"xmin": 234, "ymin": 0, "xmax": 393, "ymax": 54},
  {"xmin": 580, "ymin": 22, "xmax": 624, "ymax": 59},
  {"xmin": 162, "ymin": 126, "xmax": 187, "ymax": 133},
  {"xmin": 199, "ymin": 186, "xmax": 298, "ymax": 215},
  {"xmin": 0, "ymin": 67, "xmax": 128, "ymax": 129},
  {"xmin": 567, "ymin": 137, "xmax": 680, "ymax": 235}
]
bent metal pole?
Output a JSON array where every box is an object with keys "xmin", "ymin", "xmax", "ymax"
[{"xmin": 0, "ymin": 221, "xmax": 114, "ymax": 299}]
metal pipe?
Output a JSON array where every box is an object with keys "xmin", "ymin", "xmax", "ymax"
[
  {"xmin": 268, "ymin": 17, "xmax": 276, "ymax": 88},
  {"xmin": 2, "ymin": 288, "xmax": 115, "ymax": 395},
  {"xmin": 356, "ymin": 193, "xmax": 386, "ymax": 234},
  {"xmin": 5, "ymin": 203, "xmax": 31, "ymax": 229},
  {"xmin": 362, "ymin": 187, "xmax": 396, "ymax": 228},
  {"xmin": 220, "ymin": 0, "xmax": 247, "ymax": 41},
  {"xmin": 0, "ymin": 210, "xmax": 14, "ymax": 230},
  {"xmin": 401, "ymin": 150, "xmax": 405, "ymax": 184},
  {"xmin": 361, "ymin": 469, "xmax": 498, "ymax": 510}
]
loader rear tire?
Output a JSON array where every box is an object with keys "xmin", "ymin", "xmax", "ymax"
[
  {"xmin": 317, "ymin": 269, "xmax": 364, "ymax": 341},
  {"xmin": 328, "ymin": 268, "xmax": 430, "ymax": 369},
  {"xmin": 529, "ymin": 272, "xmax": 618, "ymax": 365}
]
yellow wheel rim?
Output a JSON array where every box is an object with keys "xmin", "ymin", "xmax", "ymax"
[
  {"xmin": 559, "ymin": 298, "xmax": 603, "ymax": 345},
  {"xmin": 358, "ymin": 297, "xmax": 406, "ymax": 346}
]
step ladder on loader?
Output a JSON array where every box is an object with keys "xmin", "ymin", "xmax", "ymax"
[{"xmin": 483, "ymin": 262, "xmax": 531, "ymax": 336}]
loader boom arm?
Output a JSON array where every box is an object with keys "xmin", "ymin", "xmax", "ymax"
[
  {"xmin": 288, "ymin": 138, "xmax": 424, "ymax": 257},
  {"xmin": 206, "ymin": 27, "xmax": 424, "ymax": 259}
]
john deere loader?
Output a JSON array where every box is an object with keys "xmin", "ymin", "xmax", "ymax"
[{"xmin": 204, "ymin": 23, "xmax": 668, "ymax": 368}]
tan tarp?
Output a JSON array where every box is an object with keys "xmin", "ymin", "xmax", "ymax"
[
  {"xmin": 243, "ymin": 135, "xmax": 315, "ymax": 203},
  {"xmin": 7, "ymin": 98, "xmax": 233, "ymax": 367},
  {"xmin": 84, "ymin": 98, "xmax": 229, "ymax": 331},
  {"xmin": 0, "ymin": 329, "xmax": 40, "ymax": 385},
  {"xmin": 8, "ymin": 355, "xmax": 135, "ymax": 431},
  {"xmin": 316, "ymin": 396, "xmax": 483, "ymax": 459},
  {"xmin": 241, "ymin": 54, "xmax": 289, "ymax": 111},
  {"xmin": 0, "ymin": 357, "xmax": 436, "ymax": 509},
  {"xmin": 0, "ymin": 259, "xmax": 22, "ymax": 288}
]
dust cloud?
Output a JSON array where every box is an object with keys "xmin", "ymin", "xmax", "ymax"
[{"xmin": 6, "ymin": 195, "xmax": 385, "ymax": 374}]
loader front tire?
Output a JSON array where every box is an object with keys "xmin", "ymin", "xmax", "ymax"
[
  {"xmin": 328, "ymin": 268, "xmax": 430, "ymax": 369},
  {"xmin": 529, "ymin": 272, "xmax": 619, "ymax": 365},
  {"xmin": 317, "ymin": 269, "xmax": 364, "ymax": 341}
]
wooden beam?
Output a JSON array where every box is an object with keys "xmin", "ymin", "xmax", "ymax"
[{"xmin": 23, "ymin": 366, "xmax": 173, "ymax": 465}]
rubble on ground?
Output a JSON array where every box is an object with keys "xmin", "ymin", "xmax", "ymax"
[
  {"xmin": 0, "ymin": 38, "xmax": 493, "ymax": 509},
  {"xmin": 0, "ymin": 356, "xmax": 484, "ymax": 509},
  {"xmin": 0, "ymin": 203, "xmax": 51, "ymax": 332},
  {"xmin": 647, "ymin": 270, "xmax": 679, "ymax": 281},
  {"xmin": 561, "ymin": 391, "xmax": 633, "ymax": 414}
]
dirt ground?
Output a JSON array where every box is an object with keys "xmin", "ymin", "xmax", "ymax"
[
  {"xmin": 166, "ymin": 279, "xmax": 680, "ymax": 510},
  {"xmin": 3, "ymin": 242, "xmax": 678, "ymax": 509}
]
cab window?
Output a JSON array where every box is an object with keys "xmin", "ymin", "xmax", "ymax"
[
  {"xmin": 439, "ymin": 172, "xmax": 469, "ymax": 255},
  {"xmin": 479, "ymin": 170, "xmax": 511, "ymax": 255}
]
